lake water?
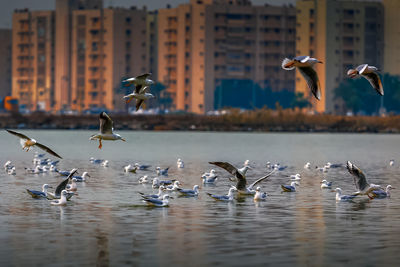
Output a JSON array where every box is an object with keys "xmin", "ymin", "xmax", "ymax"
[{"xmin": 1, "ymin": 131, "xmax": 400, "ymax": 266}]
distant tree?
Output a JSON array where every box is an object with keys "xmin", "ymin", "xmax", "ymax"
[
  {"xmin": 151, "ymin": 82, "xmax": 172, "ymax": 110},
  {"xmin": 334, "ymin": 73, "xmax": 400, "ymax": 114},
  {"xmin": 214, "ymin": 79, "xmax": 309, "ymax": 110}
]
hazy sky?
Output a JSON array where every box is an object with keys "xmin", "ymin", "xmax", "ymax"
[{"xmin": 0, "ymin": 0, "xmax": 295, "ymax": 28}]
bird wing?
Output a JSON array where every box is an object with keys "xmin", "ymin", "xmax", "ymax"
[
  {"xmin": 6, "ymin": 129, "xmax": 30, "ymax": 140},
  {"xmin": 136, "ymin": 99, "xmax": 144, "ymax": 111},
  {"xmin": 99, "ymin": 112, "xmax": 113, "ymax": 134},
  {"xmin": 136, "ymin": 73, "xmax": 152, "ymax": 80},
  {"xmin": 35, "ymin": 142, "xmax": 62, "ymax": 159},
  {"xmin": 209, "ymin": 161, "xmax": 246, "ymax": 190},
  {"xmin": 294, "ymin": 55, "xmax": 310, "ymax": 63},
  {"xmin": 248, "ymin": 169, "xmax": 276, "ymax": 190},
  {"xmin": 298, "ymin": 66, "xmax": 321, "ymax": 100},
  {"xmin": 135, "ymin": 84, "xmax": 143, "ymax": 94},
  {"xmin": 362, "ymin": 72, "xmax": 384, "ymax": 96},
  {"xmin": 356, "ymin": 64, "xmax": 369, "ymax": 74},
  {"xmin": 346, "ymin": 161, "xmax": 369, "ymax": 191},
  {"xmin": 142, "ymin": 197, "xmax": 163, "ymax": 205},
  {"xmin": 55, "ymin": 169, "xmax": 78, "ymax": 196}
]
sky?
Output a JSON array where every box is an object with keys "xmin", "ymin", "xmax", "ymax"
[{"xmin": 0, "ymin": 0, "xmax": 295, "ymax": 28}]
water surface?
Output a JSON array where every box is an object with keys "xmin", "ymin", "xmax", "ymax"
[{"xmin": 1, "ymin": 131, "xmax": 400, "ymax": 266}]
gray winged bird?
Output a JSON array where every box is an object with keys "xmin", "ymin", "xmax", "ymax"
[
  {"xmin": 209, "ymin": 162, "xmax": 275, "ymax": 195},
  {"xmin": 346, "ymin": 161, "xmax": 383, "ymax": 198},
  {"xmin": 282, "ymin": 55, "xmax": 323, "ymax": 100},
  {"xmin": 347, "ymin": 64, "xmax": 384, "ymax": 96},
  {"xmin": 123, "ymin": 73, "xmax": 155, "ymax": 111},
  {"xmin": 47, "ymin": 168, "xmax": 77, "ymax": 200},
  {"xmin": 6, "ymin": 129, "xmax": 62, "ymax": 159},
  {"xmin": 90, "ymin": 112, "xmax": 126, "ymax": 149}
]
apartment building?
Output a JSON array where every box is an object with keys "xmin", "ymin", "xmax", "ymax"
[
  {"xmin": 383, "ymin": 0, "xmax": 400, "ymax": 76},
  {"xmin": 0, "ymin": 29, "xmax": 12, "ymax": 100},
  {"xmin": 158, "ymin": 0, "xmax": 296, "ymax": 114},
  {"xmin": 296, "ymin": 0, "xmax": 384, "ymax": 113}
]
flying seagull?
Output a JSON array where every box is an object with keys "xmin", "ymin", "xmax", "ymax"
[
  {"xmin": 347, "ymin": 64, "xmax": 384, "ymax": 96},
  {"xmin": 90, "ymin": 112, "xmax": 126, "ymax": 149},
  {"xmin": 346, "ymin": 161, "xmax": 383, "ymax": 198},
  {"xmin": 6, "ymin": 129, "xmax": 62, "ymax": 159},
  {"xmin": 122, "ymin": 73, "xmax": 155, "ymax": 111},
  {"xmin": 209, "ymin": 161, "xmax": 275, "ymax": 195},
  {"xmin": 282, "ymin": 55, "xmax": 323, "ymax": 100}
]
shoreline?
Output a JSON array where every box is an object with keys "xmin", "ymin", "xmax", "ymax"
[{"xmin": 1, "ymin": 110, "xmax": 400, "ymax": 133}]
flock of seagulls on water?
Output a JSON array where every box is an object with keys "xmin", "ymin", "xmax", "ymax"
[{"xmin": 1, "ymin": 66, "xmax": 394, "ymax": 207}]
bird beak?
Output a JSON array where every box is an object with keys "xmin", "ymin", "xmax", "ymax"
[
  {"xmin": 392, "ymin": 187, "xmax": 396, "ymax": 189},
  {"xmin": 87, "ymin": 174, "xmax": 91, "ymax": 178},
  {"xmin": 347, "ymin": 69, "xmax": 358, "ymax": 78},
  {"xmin": 283, "ymin": 60, "xmax": 295, "ymax": 68},
  {"xmin": 48, "ymin": 186, "xmax": 53, "ymax": 188},
  {"xmin": 330, "ymin": 190, "xmax": 336, "ymax": 192},
  {"xmin": 317, "ymin": 60, "xmax": 323, "ymax": 64},
  {"xmin": 169, "ymin": 196, "xmax": 174, "ymax": 199},
  {"xmin": 121, "ymin": 138, "xmax": 126, "ymax": 142}
]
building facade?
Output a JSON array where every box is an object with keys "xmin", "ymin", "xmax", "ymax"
[
  {"xmin": 158, "ymin": 0, "xmax": 296, "ymax": 114},
  {"xmin": 296, "ymin": 0, "xmax": 384, "ymax": 113},
  {"xmin": 383, "ymin": 0, "xmax": 400, "ymax": 76},
  {"xmin": 0, "ymin": 29, "xmax": 12, "ymax": 100}
]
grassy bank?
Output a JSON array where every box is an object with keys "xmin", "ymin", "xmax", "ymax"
[{"xmin": 1, "ymin": 109, "xmax": 400, "ymax": 133}]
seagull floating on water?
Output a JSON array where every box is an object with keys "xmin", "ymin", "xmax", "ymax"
[
  {"xmin": 90, "ymin": 112, "xmax": 126, "ymax": 149},
  {"xmin": 6, "ymin": 129, "xmax": 62, "ymax": 159},
  {"xmin": 90, "ymin": 157, "xmax": 105, "ymax": 164},
  {"xmin": 4, "ymin": 160, "xmax": 14, "ymax": 171},
  {"xmin": 50, "ymin": 190, "xmax": 68, "ymax": 206},
  {"xmin": 320, "ymin": 179, "xmax": 333, "ymax": 189},
  {"xmin": 346, "ymin": 161, "xmax": 383, "ymax": 198},
  {"xmin": 27, "ymin": 184, "xmax": 51, "ymax": 199},
  {"xmin": 304, "ymin": 162, "xmax": 311, "ymax": 169},
  {"xmin": 290, "ymin": 173, "xmax": 301, "ymax": 181},
  {"xmin": 389, "ymin": 160, "xmax": 394, "ymax": 166},
  {"xmin": 333, "ymin": 188, "xmax": 357, "ymax": 202},
  {"xmin": 281, "ymin": 181, "xmax": 298, "ymax": 192},
  {"xmin": 122, "ymin": 73, "xmax": 155, "ymax": 111},
  {"xmin": 156, "ymin": 167, "xmax": 169, "ymax": 176},
  {"xmin": 177, "ymin": 185, "xmax": 200, "ymax": 196},
  {"xmin": 135, "ymin": 163, "xmax": 151, "ymax": 170},
  {"xmin": 202, "ymin": 169, "xmax": 218, "ymax": 184},
  {"xmin": 47, "ymin": 169, "xmax": 77, "ymax": 200},
  {"xmin": 7, "ymin": 167, "xmax": 16, "ymax": 175},
  {"xmin": 371, "ymin": 185, "xmax": 395, "ymax": 199},
  {"xmin": 282, "ymin": 55, "xmax": 322, "ymax": 100},
  {"xmin": 101, "ymin": 160, "xmax": 109, "ymax": 167},
  {"xmin": 207, "ymin": 186, "xmax": 237, "ymax": 201},
  {"xmin": 164, "ymin": 181, "xmax": 181, "ymax": 191},
  {"xmin": 139, "ymin": 186, "xmax": 165, "ymax": 199},
  {"xmin": 152, "ymin": 177, "xmax": 175, "ymax": 188},
  {"xmin": 138, "ymin": 175, "xmax": 149, "ymax": 184},
  {"xmin": 142, "ymin": 194, "xmax": 171, "ymax": 207},
  {"xmin": 253, "ymin": 187, "xmax": 268, "ymax": 201},
  {"xmin": 124, "ymin": 164, "xmax": 137, "ymax": 173},
  {"xmin": 210, "ymin": 161, "xmax": 275, "ymax": 195},
  {"xmin": 347, "ymin": 64, "xmax": 384, "ymax": 96},
  {"xmin": 177, "ymin": 158, "xmax": 184, "ymax": 168},
  {"xmin": 73, "ymin": 172, "xmax": 90, "ymax": 182}
]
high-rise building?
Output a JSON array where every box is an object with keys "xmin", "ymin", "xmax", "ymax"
[
  {"xmin": 0, "ymin": 29, "xmax": 12, "ymax": 100},
  {"xmin": 12, "ymin": 9, "xmax": 55, "ymax": 111},
  {"xmin": 383, "ymin": 0, "xmax": 400, "ymax": 76},
  {"xmin": 158, "ymin": 0, "xmax": 296, "ymax": 114},
  {"xmin": 12, "ymin": 0, "xmax": 150, "ymax": 113},
  {"xmin": 296, "ymin": 0, "xmax": 384, "ymax": 113}
]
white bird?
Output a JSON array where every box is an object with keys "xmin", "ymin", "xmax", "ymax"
[
  {"xmin": 244, "ymin": 160, "xmax": 250, "ymax": 167},
  {"xmin": 26, "ymin": 184, "xmax": 51, "ymax": 198},
  {"xmin": 177, "ymin": 158, "xmax": 184, "ymax": 168},
  {"xmin": 139, "ymin": 186, "xmax": 165, "ymax": 199},
  {"xmin": 134, "ymin": 163, "xmax": 151, "ymax": 170},
  {"xmin": 142, "ymin": 194, "xmax": 170, "ymax": 207},
  {"xmin": 347, "ymin": 64, "xmax": 384, "ymax": 95},
  {"xmin": 7, "ymin": 167, "xmax": 16, "ymax": 175},
  {"xmin": 371, "ymin": 185, "xmax": 395, "ymax": 199},
  {"xmin": 47, "ymin": 169, "xmax": 77, "ymax": 200},
  {"xmin": 101, "ymin": 160, "xmax": 109, "ymax": 167},
  {"xmin": 73, "ymin": 172, "xmax": 90, "ymax": 182},
  {"xmin": 290, "ymin": 173, "xmax": 301, "ymax": 181},
  {"xmin": 4, "ymin": 160, "xmax": 14, "ymax": 171},
  {"xmin": 177, "ymin": 185, "xmax": 200, "ymax": 196},
  {"xmin": 124, "ymin": 164, "xmax": 137, "ymax": 173},
  {"xmin": 50, "ymin": 190, "xmax": 68, "ymax": 206},
  {"xmin": 6, "ymin": 129, "xmax": 62, "ymax": 158},
  {"xmin": 346, "ymin": 161, "xmax": 383, "ymax": 197},
  {"xmin": 164, "ymin": 181, "xmax": 181, "ymax": 191},
  {"xmin": 138, "ymin": 175, "xmax": 149, "ymax": 184},
  {"xmin": 282, "ymin": 55, "xmax": 322, "ymax": 100},
  {"xmin": 89, "ymin": 112, "xmax": 126, "ymax": 149},
  {"xmin": 281, "ymin": 181, "xmax": 298, "ymax": 192},
  {"xmin": 123, "ymin": 73, "xmax": 155, "ymax": 111},
  {"xmin": 202, "ymin": 169, "xmax": 218, "ymax": 184},
  {"xmin": 152, "ymin": 177, "xmax": 175, "ymax": 188},
  {"xmin": 207, "ymin": 186, "xmax": 237, "ymax": 201},
  {"xmin": 210, "ymin": 161, "xmax": 275, "ymax": 195},
  {"xmin": 320, "ymin": 179, "xmax": 333, "ymax": 189},
  {"xmin": 333, "ymin": 188, "xmax": 357, "ymax": 202},
  {"xmin": 25, "ymin": 165, "xmax": 43, "ymax": 174},
  {"xmin": 389, "ymin": 160, "xmax": 395, "ymax": 166},
  {"xmin": 66, "ymin": 178, "xmax": 78, "ymax": 192},
  {"xmin": 304, "ymin": 162, "xmax": 311, "ymax": 169},
  {"xmin": 253, "ymin": 186, "xmax": 268, "ymax": 201},
  {"xmin": 156, "ymin": 167, "xmax": 169, "ymax": 176}
]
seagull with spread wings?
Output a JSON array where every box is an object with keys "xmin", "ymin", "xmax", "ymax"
[
  {"xmin": 209, "ymin": 162, "xmax": 275, "ymax": 195},
  {"xmin": 282, "ymin": 55, "xmax": 323, "ymax": 100},
  {"xmin": 347, "ymin": 64, "xmax": 384, "ymax": 96},
  {"xmin": 47, "ymin": 169, "xmax": 77, "ymax": 200},
  {"xmin": 123, "ymin": 73, "xmax": 155, "ymax": 111},
  {"xmin": 346, "ymin": 161, "xmax": 383, "ymax": 198},
  {"xmin": 89, "ymin": 112, "xmax": 126, "ymax": 149},
  {"xmin": 6, "ymin": 129, "xmax": 62, "ymax": 159}
]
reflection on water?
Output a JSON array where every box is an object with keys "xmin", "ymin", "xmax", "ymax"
[{"xmin": 1, "ymin": 131, "xmax": 400, "ymax": 266}]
